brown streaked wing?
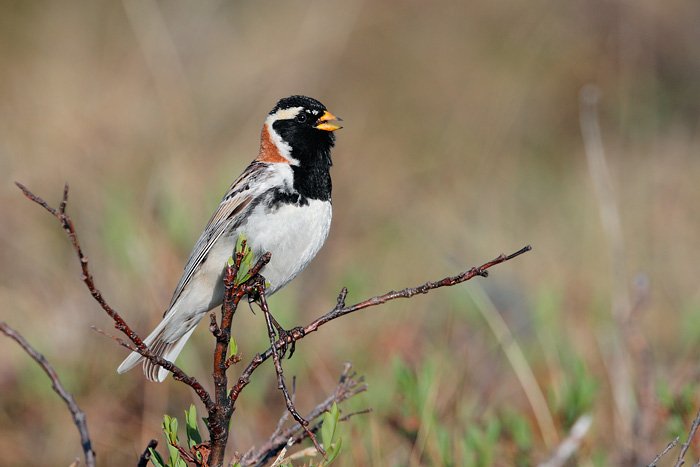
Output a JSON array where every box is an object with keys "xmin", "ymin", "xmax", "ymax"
[{"xmin": 163, "ymin": 161, "xmax": 267, "ymax": 315}]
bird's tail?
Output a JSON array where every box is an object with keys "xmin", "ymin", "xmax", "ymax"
[{"xmin": 116, "ymin": 313, "xmax": 196, "ymax": 383}]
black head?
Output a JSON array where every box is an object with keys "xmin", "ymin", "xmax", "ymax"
[
  {"xmin": 267, "ymin": 95, "xmax": 340, "ymax": 163},
  {"xmin": 265, "ymin": 95, "xmax": 341, "ymax": 201}
]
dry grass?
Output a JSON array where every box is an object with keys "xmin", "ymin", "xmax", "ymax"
[{"xmin": 1, "ymin": 0, "xmax": 700, "ymax": 465}]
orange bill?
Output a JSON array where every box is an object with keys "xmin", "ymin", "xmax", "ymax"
[{"xmin": 315, "ymin": 110, "xmax": 342, "ymax": 131}]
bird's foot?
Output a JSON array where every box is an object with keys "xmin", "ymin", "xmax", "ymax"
[
  {"xmin": 276, "ymin": 325, "xmax": 305, "ymax": 359},
  {"xmin": 267, "ymin": 312, "xmax": 304, "ymax": 358}
]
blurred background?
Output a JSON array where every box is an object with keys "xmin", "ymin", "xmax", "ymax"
[{"xmin": 1, "ymin": 1, "xmax": 699, "ymax": 465}]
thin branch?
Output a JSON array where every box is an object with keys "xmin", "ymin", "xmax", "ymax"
[
  {"xmin": 18, "ymin": 182, "xmax": 532, "ymax": 466},
  {"xmin": 137, "ymin": 439, "xmax": 159, "ymax": 467},
  {"xmin": 271, "ymin": 378, "xmax": 296, "ymax": 441},
  {"xmin": 229, "ymin": 247, "xmax": 531, "ymax": 464},
  {"xmin": 233, "ymin": 245, "xmax": 532, "ymax": 393},
  {"xmin": 648, "ymin": 438, "xmax": 680, "ymax": 467},
  {"xmin": 258, "ymin": 288, "xmax": 326, "ymax": 459},
  {"xmin": 0, "ymin": 322, "xmax": 96, "ymax": 467},
  {"xmin": 172, "ymin": 442, "xmax": 198, "ymax": 464},
  {"xmin": 16, "ymin": 182, "xmax": 214, "ymax": 411},
  {"xmin": 240, "ymin": 362, "xmax": 368, "ymax": 467},
  {"xmin": 675, "ymin": 407, "xmax": 700, "ymax": 467}
]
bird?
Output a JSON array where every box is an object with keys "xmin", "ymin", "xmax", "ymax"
[{"xmin": 117, "ymin": 95, "xmax": 341, "ymax": 382}]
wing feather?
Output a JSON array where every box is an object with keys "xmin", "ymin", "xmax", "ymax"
[{"xmin": 163, "ymin": 161, "xmax": 269, "ymax": 315}]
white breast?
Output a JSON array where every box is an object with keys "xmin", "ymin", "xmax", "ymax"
[{"xmin": 244, "ymin": 199, "xmax": 332, "ymax": 293}]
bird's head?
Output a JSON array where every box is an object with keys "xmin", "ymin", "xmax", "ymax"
[{"xmin": 258, "ymin": 95, "xmax": 341, "ymax": 166}]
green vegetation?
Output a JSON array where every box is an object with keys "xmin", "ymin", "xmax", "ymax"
[{"xmin": 2, "ymin": 0, "xmax": 700, "ymax": 465}]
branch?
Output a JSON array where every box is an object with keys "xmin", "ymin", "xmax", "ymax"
[
  {"xmin": 137, "ymin": 439, "xmax": 159, "ymax": 467},
  {"xmin": 675, "ymin": 406, "xmax": 700, "ymax": 467},
  {"xmin": 15, "ymin": 182, "xmax": 214, "ymax": 411},
  {"xmin": 18, "ymin": 182, "xmax": 531, "ymax": 466},
  {"xmin": 0, "ymin": 322, "xmax": 96, "ymax": 467},
  {"xmin": 232, "ymin": 244, "xmax": 532, "ymax": 395},
  {"xmin": 239, "ymin": 362, "xmax": 368, "ymax": 467},
  {"xmin": 229, "ymin": 246, "xmax": 530, "ymax": 464},
  {"xmin": 648, "ymin": 438, "xmax": 680, "ymax": 467},
  {"xmin": 258, "ymin": 289, "xmax": 326, "ymax": 459}
]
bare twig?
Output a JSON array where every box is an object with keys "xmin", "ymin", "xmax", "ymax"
[
  {"xmin": 137, "ymin": 439, "xmax": 159, "ymax": 467},
  {"xmin": 648, "ymin": 437, "xmax": 679, "ymax": 467},
  {"xmin": 18, "ymin": 182, "xmax": 531, "ymax": 466},
  {"xmin": 675, "ymin": 407, "xmax": 700, "ymax": 467},
  {"xmin": 271, "ymin": 377, "xmax": 296, "ymax": 439},
  {"xmin": 208, "ymin": 263, "xmax": 245, "ymax": 466},
  {"xmin": 16, "ymin": 182, "xmax": 215, "ymax": 411},
  {"xmin": 258, "ymin": 289, "xmax": 326, "ymax": 459},
  {"xmin": 240, "ymin": 362, "xmax": 368, "ymax": 467},
  {"xmin": 230, "ymin": 247, "xmax": 531, "ymax": 465},
  {"xmin": 269, "ymin": 438, "xmax": 295, "ymax": 467},
  {"xmin": 0, "ymin": 322, "xmax": 96, "ymax": 467},
  {"xmin": 233, "ymin": 245, "xmax": 532, "ymax": 390}
]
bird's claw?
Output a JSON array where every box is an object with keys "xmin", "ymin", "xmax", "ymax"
[{"xmin": 276, "ymin": 326, "xmax": 305, "ymax": 359}]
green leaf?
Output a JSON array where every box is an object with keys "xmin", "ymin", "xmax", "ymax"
[
  {"xmin": 167, "ymin": 443, "xmax": 180, "ymax": 467},
  {"xmin": 227, "ymin": 257, "xmax": 234, "ymax": 267},
  {"xmin": 185, "ymin": 405, "xmax": 202, "ymax": 449},
  {"xmin": 323, "ymin": 437, "xmax": 343, "ymax": 466},
  {"xmin": 228, "ymin": 337, "xmax": 238, "ymax": 359},
  {"xmin": 235, "ymin": 232, "xmax": 247, "ymax": 252},
  {"xmin": 162, "ymin": 415, "xmax": 181, "ymax": 466},
  {"xmin": 321, "ymin": 402, "xmax": 340, "ymax": 448},
  {"xmin": 234, "ymin": 233, "xmax": 254, "ymax": 285},
  {"xmin": 149, "ymin": 447, "xmax": 166, "ymax": 467},
  {"xmin": 242, "ymin": 247, "xmax": 253, "ymax": 266},
  {"xmin": 236, "ymin": 262, "xmax": 251, "ymax": 285}
]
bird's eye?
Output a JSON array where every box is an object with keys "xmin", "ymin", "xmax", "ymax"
[{"xmin": 296, "ymin": 113, "xmax": 308, "ymax": 123}]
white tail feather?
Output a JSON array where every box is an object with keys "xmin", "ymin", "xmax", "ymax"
[
  {"xmin": 116, "ymin": 312, "xmax": 196, "ymax": 382},
  {"xmin": 144, "ymin": 327, "xmax": 196, "ymax": 382}
]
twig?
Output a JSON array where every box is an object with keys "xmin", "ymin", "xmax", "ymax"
[
  {"xmin": 240, "ymin": 362, "xmax": 367, "ymax": 467},
  {"xmin": 648, "ymin": 437, "xmax": 680, "ymax": 467},
  {"xmin": 675, "ymin": 407, "xmax": 700, "ymax": 467},
  {"xmin": 0, "ymin": 322, "xmax": 96, "ymax": 467},
  {"xmin": 270, "ymin": 378, "xmax": 296, "ymax": 442},
  {"xmin": 207, "ymin": 263, "xmax": 244, "ymax": 466},
  {"xmin": 233, "ymin": 245, "xmax": 532, "ymax": 394},
  {"xmin": 18, "ymin": 182, "xmax": 531, "ymax": 466},
  {"xmin": 15, "ymin": 182, "xmax": 215, "ymax": 411},
  {"xmin": 258, "ymin": 289, "xmax": 326, "ymax": 459},
  {"xmin": 137, "ymin": 439, "xmax": 159, "ymax": 467},
  {"xmin": 172, "ymin": 442, "xmax": 198, "ymax": 464},
  {"xmin": 230, "ymin": 247, "xmax": 531, "ymax": 465},
  {"xmin": 208, "ymin": 253, "xmax": 273, "ymax": 467}
]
